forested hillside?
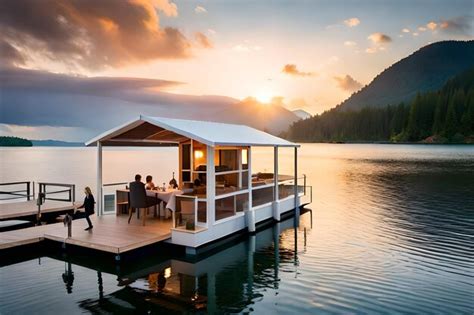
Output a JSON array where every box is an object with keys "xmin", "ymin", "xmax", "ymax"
[
  {"xmin": 337, "ymin": 40, "xmax": 474, "ymax": 110},
  {"xmin": 286, "ymin": 67, "xmax": 474, "ymax": 143},
  {"xmin": 0, "ymin": 136, "xmax": 33, "ymax": 146}
]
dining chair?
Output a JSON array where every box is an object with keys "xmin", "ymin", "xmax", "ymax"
[{"xmin": 128, "ymin": 181, "xmax": 148, "ymax": 226}]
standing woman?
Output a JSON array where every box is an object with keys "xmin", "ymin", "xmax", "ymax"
[{"xmin": 76, "ymin": 186, "xmax": 95, "ymax": 231}]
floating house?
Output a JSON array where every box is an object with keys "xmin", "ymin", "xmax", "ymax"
[{"xmin": 86, "ymin": 116, "xmax": 311, "ymax": 254}]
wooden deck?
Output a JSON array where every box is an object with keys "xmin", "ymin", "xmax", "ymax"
[
  {"xmin": 0, "ymin": 215, "xmax": 172, "ymax": 254},
  {"xmin": 0, "ymin": 200, "xmax": 78, "ymax": 220}
]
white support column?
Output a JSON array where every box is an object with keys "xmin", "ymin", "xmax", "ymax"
[
  {"xmin": 207, "ymin": 145, "xmax": 215, "ymax": 226},
  {"xmin": 272, "ymin": 146, "xmax": 280, "ymax": 221},
  {"xmin": 247, "ymin": 147, "xmax": 252, "ymax": 207},
  {"xmin": 237, "ymin": 148, "xmax": 242, "ymax": 188},
  {"xmin": 96, "ymin": 141, "xmax": 103, "ymax": 216},
  {"xmin": 247, "ymin": 147, "xmax": 255, "ymax": 232},
  {"xmin": 294, "ymin": 146, "xmax": 300, "ymax": 224}
]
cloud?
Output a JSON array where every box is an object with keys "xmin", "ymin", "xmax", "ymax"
[
  {"xmin": 439, "ymin": 16, "xmax": 473, "ymax": 35},
  {"xmin": 426, "ymin": 21, "xmax": 438, "ymax": 30},
  {"xmin": 0, "ymin": 0, "xmax": 199, "ymax": 70},
  {"xmin": 282, "ymin": 64, "xmax": 314, "ymax": 77},
  {"xmin": 207, "ymin": 29, "xmax": 217, "ymax": 36},
  {"xmin": 344, "ymin": 41, "xmax": 357, "ymax": 46},
  {"xmin": 0, "ymin": 67, "xmax": 182, "ymax": 96},
  {"xmin": 0, "ymin": 66, "xmax": 239, "ymax": 133},
  {"xmin": 289, "ymin": 98, "xmax": 312, "ymax": 111},
  {"xmin": 402, "ymin": 28, "xmax": 411, "ymax": 33},
  {"xmin": 412, "ymin": 32, "xmax": 419, "ymax": 36},
  {"xmin": 368, "ymin": 32, "xmax": 392, "ymax": 44},
  {"xmin": 365, "ymin": 47, "xmax": 378, "ymax": 54},
  {"xmin": 232, "ymin": 43, "xmax": 262, "ymax": 52},
  {"xmin": 418, "ymin": 26, "xmax": 427, "ymax": 32},
  {"xmin": 195, "ymin": 5, "xmax": 207, "ymax": 14},
  {"xmin": 333, "ymin": 75, "xmax": 363, "ymax": 92},
  {"xmin": 195, "ymin": 32, "xmax": 213, "ymax": 48},
  {"xmin": 344, "ymin": 18, "xmax": 360, "ymax": 27},
  {"xmin": 0, "ymin": 39, "xmax": 25, "ymax": 66}
]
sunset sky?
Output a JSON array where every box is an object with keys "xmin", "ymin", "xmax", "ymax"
[{"xmin": 1, "ymin": 0, "xmax": 473, "ymax": 140}]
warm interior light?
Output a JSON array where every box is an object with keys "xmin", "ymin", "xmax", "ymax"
[
  {"xmin": 241, "ymin": 149, "xmax": 248, "ymax": 164},
  {"xmin": 194, "ymin": 150, "xmax": 204, "ymax": 159}
]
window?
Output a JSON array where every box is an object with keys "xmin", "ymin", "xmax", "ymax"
[
  {"xmin": 181, "ymin": 143, "xmax": 191, "ymax": 183},
  {"xmin": 252, "ymin": 186, "xmax": 274, "ymax": 207},
  {"xmin": 215, "ymin": 147, "xmax": 250, "ymax": 196},
  {"xmin": 215, "ymin": 193, "xmax": 249, "ymax": 220}
]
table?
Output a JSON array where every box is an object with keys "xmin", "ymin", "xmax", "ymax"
[
  {"xmin": 117, "ymin": 189, "xmax": 183, "ymax": 218},
  {"xmin": 147, "ymin": 189, "xmax": 183, "ymax": 213}
]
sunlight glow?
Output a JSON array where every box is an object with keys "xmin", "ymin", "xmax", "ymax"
[{"xmin": 255, "ymin": 89, "xmax": 274, "ymax": 104}]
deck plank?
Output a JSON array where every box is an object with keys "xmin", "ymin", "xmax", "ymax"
[
  {"xmin": 0, "ymin": 215, "xmax": 172, "ymax": 253},
  {"xmin": 0, "ymin": 200, "xmax": 78, "ymax": 220}
]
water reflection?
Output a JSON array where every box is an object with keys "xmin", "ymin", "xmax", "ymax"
[
  {"xmin": 70, "ymin": 213, "xmax": 307, "ymax": 314},
  {"xmin": 1, "ymin": 145, "xmax": 473, "ymax": 314}
]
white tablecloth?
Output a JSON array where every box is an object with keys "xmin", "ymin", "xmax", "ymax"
[{"xmin": 146, "ymin": 189, "xmax": 183, "ymax": 212}]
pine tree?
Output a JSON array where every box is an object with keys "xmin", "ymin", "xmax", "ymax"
[
  {"xmin": 404, "ymin": 93, "xmax": 421, "ymax": 141},
  {"xmin": 444, "ymin": 99, "xmax": 458, "ymax": 139}
]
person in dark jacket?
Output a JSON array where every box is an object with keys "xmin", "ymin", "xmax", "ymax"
[{"xmin": 76, "ymin": 186, "xmax": 95, "ymax": 231}]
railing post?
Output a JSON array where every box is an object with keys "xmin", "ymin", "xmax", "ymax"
[
  {"xmin": 294, "ymin": 146, "xmax": 299, "ymax": 225},
  {"xmin": 273, "ymin": 146, "xmax": 280, "ymax": 221},
  {"xmin": 97, "ymin": 141, "xmax": 103, "ymax": 216},
  {"xmin": 27, "ymin": 182, "xmax": 31, "ymax": 201},
  {"xmin": 32, "ymin": 181, "xmax": 35, "ymax": 200},
  {"xmin": 304, "ymin": 174, "xmax": 306, "ymax": 195}
]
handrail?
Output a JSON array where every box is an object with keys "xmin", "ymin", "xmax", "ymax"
[
  {"xmin": 0, "ymin": 181, "xmax": 31, "ymax": 186},
  {"xmin": 0, "ymin": 181, "xmax": 32, "ymax": 201},
  {"xmin": 103, "ymin": 181, "xmax": 128, "ymax": 187},
  {"xmin": 38, "ymin": 182, "xmax": 75, "ymax": 203}
]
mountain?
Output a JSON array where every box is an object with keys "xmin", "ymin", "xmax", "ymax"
[
  {"xmin": 337, "ymin": 40, "xmax": 474, "ymax": 111},
  {"xmin": 0, "ymin": 67, "xmax": 299, "ymax": 140},
  {"xmin": 0, "ymin": 136, "xmax": 32, "ymax": 146},
  {"xmin": 287, "ymin": 67, "xmax": 474, "ymax": 143},
  {"xmin": 292, "ymin": 109, "xmax": 312, "ymax": 120},
  {"xmin": 31, "ymin": 140, "xmax": 84, "ymax": 147}
]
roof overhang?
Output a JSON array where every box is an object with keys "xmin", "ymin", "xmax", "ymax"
[{"xmin": 86, "ymin": 115, "xmax": 299, "ymax": 148}]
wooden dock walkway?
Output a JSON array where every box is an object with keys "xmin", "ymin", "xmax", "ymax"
[
  {"xmin": 0, "ymin": 215, "xmax": 172, "ymax": 254},
  {"xmin": 0, "ymin": 200, "xmax": 78, "ymax": 220}
]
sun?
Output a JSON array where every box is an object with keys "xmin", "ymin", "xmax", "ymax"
[{"xmin": 254, "ymin": 89, "xmax": 274, "ymax": 104}]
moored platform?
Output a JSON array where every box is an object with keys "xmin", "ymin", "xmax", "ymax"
[
  {"xmin": 0, "ymin": 215, "xmax": 172, "ymax": 254},
  {"xmin": 0, "ymin": 200, "xmax": 78, "ymax": 220}
]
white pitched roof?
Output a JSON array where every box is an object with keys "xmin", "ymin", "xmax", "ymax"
[{"xmin": 85, "ymin": 115, "xmax": 298, "ymax": 147}]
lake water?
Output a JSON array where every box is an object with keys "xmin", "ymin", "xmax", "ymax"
[{"xmin": 1, "ymin": 144, "xmax": 473, "ymax": 314}]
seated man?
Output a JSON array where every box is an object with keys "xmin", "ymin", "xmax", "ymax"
[{"xmin": 129, "ymin": 174, "xmax": 160, "ymax": 223}]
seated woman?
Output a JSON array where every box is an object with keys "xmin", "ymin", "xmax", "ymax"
[{"xmin": 145, "ymin": 175, "xmax": 156, "ymax": 190}]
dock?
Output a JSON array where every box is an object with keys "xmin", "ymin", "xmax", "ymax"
[
  {"xmin": 0, "ymin": 215, "xmax": 172, "ymax": 255},
  {"xmin": 0, "ymin": 200, "xmax": 78, "ymax": 220}
]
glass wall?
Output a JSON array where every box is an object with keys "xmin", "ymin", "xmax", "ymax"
[
  {"xmin": 215, "ymin": 193, "xmax": 249, "ymax": 220},
  {"xmin": 252, "ymin": 186, "xmax": 274, "ymax": 207},
  {"xmin": 197, "ymin": 201, "xmax": 206, "ymax": 224},
  {"xmin": 214, "ymin": 147, "xmax": 249, "ymax": 196},
  {"xmin": 192, "ymin": 141, "xmax": 207, "ymax": 193},
  {"xmin": 181, "ymin": 143, "xmax": 191, "ymax": 183},
  {"xmin": 277, "ymin": 147, "xmax": 296, "ymax": 200},
  {"xmin": 251, "ymin": 147, "xmax": 275, "ymax": 187},
  {"xmin": 213, "ymin": 146, "xmax": 250, "ymax": 221}
]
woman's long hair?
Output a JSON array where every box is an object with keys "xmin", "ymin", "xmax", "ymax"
[{"xmin": 85, "ymin": 186, "xmax": 92, "ymax": 196}]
